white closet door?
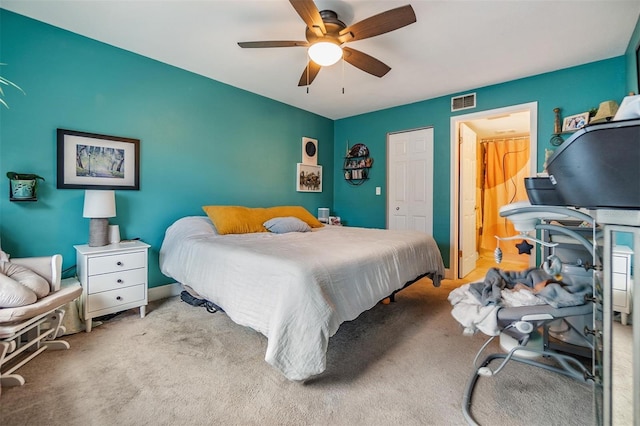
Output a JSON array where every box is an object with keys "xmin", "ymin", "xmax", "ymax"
[{"xmin": 387, "ymin": 128, "xmax": 434, "ymax": 233}]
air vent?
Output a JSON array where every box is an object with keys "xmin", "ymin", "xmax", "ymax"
[{"xmin": 451, "ymin": 93, "xmax": 476, "ymax": 112}]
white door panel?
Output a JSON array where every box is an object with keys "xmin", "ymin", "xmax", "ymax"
[
  {"xmin": 388, "ymin": 128, "xmax": 434, "ymax": 234},
  {"xmin": 459, "ymin": 123, "xmax": 478, "ymax": 278}
]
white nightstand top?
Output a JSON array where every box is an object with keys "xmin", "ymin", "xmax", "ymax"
[
  {"xmin": 613, "ymin": 245, "xmax": 633, "ymax": 255},
  {"xmin": 74, "ymin": 240, "xmax": 150, "ymax": 255}
]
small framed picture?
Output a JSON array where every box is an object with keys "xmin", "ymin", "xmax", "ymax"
[
  {"xmin": 562, "ymin": 112, "xmax": 589, "ymax": 132},
  {"xmin": 296, "ymin": 163, "xmax": 322, "ymax": 192},
  {"xmin": 328, "ymin": 216, "xmax": 341, "ymax": 226}
]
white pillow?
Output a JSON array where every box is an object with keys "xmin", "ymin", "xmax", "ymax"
[
  {"xmin": 264, "ymin": 217, "xmax": 311, "ymax": 234},
  {"xmin": 0, "ymin": 261, "xmax": 50, "ymax": 308}
]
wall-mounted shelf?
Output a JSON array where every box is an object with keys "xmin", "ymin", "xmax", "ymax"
[
  {"xmin": 550, "ymin": 107, "xmax": 588, "ymax": 146},
  {"xmin": 9, "ymin": 196, "xmax": 38, "ymax": 202},
  {"xmin": 8, "ymin": 173, "xmax": 43, "ymax": 201},
  {"xmin": 343, "ymin": 143, "xmax": 373, "ymax": 186}
]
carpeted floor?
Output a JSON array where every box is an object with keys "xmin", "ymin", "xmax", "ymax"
[{"xmin": 0, "ymin": 277, "xmax": 593, "ymax": 425}]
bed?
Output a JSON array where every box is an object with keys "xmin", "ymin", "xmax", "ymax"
[{"xmin": 159, "ymin": 213, "xmax": 445, "ymax": 380}]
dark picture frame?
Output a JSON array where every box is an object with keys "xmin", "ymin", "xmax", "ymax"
[{"xmin": 57, "ymin": 128, "xmax": 140, "ymax": 190}]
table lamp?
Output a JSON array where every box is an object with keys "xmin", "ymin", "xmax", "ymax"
[
  {"xmin": 83, "ymin": 190, "xmax": 116, "ymax": 247},
  {"xmin": 590, "ymin": 100, "xmax": 619, "ymax": 124}
]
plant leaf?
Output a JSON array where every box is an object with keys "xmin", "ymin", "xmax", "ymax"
[{"xmin": 0, "ymin": 76, "xmax": 24, "ymax": 94}]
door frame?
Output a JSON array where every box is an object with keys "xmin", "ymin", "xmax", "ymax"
[{"xmin": 449, "ymin": 102, "xmax": 538, "ymax": 280}]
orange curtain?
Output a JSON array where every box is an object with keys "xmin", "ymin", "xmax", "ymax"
[{"xmin": 479, "ymin": 138, "xmax": 530, "ymax": 259}]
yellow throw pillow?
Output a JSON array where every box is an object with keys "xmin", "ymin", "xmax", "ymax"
[
  {"xmin": 202, "ymin": 206, "xmax": 269, "ymax": 235},
  {"xmin": 202, "ymin": 205, "xmax": 323, "ymax": 235}
]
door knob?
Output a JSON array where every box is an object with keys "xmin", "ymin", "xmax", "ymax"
[{"xmin": 396, "ymin": 207, "xmax": 400, "ymax": 211}]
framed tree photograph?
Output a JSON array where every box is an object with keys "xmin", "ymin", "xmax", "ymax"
[
  {"xmin": 57, "ymin": 129, "xmax": 140, "ymax": 190},
  {"xmin": 296, "ymin": 163, "xmax": 322, "ymax": 192}
]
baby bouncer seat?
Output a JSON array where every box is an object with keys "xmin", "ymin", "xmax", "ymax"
[
  {"xmin": 456, "ymin": 203, "xmax": 601, "ymax": 425},
  {"xmin": 0, "ymin": 255, "xmax": 82, "ymax": 395}
]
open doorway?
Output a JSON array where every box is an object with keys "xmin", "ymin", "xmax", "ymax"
[{"xmin": 450, "ymin": 102, "xmax": 538, "ymax": 281}]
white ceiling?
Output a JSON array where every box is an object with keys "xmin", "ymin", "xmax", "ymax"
[
  {"xmin": 2, "ymin": 0, "xmax": 639, "ymax": 122},
  {"xmin": 464, "ymin": 110, "xmax": 531, "ymax": 139}
]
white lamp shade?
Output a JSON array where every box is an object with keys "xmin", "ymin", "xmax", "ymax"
[
  {"xmin": 308, "ymin": 42, "xmax": 343, "ymax": 66},
  {"xmin": 83, "ymin": 190, "xmax": 116, "ymax": 218}
]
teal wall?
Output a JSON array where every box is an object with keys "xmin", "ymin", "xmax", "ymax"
[
  {"xmin": 333, "ymin": 57, "xmax": 627, "ymax": 267},
  {"xmin": 0, "ymin": 10, "xmax": 334, "ymax": 287}
]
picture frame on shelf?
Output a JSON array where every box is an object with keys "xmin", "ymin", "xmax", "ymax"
[
  {"xmin": 328, "ymin": 216, "xmax": 341, "ymax": 226},
  {"xmin": 57, "ymin": 128, "xmax": 140, "ymax": 190},
  {"xmin": 561, "ymin": 112, "xmax": 589, "ymax": 132},
  {"xmin": 296, "ymin": 163, "xmax": 322, "ymax": 192}
]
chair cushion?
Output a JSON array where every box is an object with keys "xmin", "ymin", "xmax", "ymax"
[
  {"xmin": 0, "ymin": 283, "xmax": 82, "ymax": 327},
  {"xmin": 1, "ymin": 261, "xmax": 50, "ymax": 299},
  {"xmin": 0, "ymin": 274, "xmax": 37, "ymax": 308},
  {"xmin": 0, "ymin": 261, "xmax": 52, "ymax": 308}
]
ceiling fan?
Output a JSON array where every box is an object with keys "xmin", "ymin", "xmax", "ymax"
[{"xmin": 237, "ymin": 0, "xmax": 416, "ymax": 86}]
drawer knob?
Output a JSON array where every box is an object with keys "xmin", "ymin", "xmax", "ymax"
[
  {"xmin": 116, "ymin": 261, "xmax": 123, "ymax": 266},
  {"xmin": 117, "ymin": 279, "xmax": 124, "ymax": 284},
  {"xmin": 116, "ymin": 296, "xmax": 122, "ymax": 301}
]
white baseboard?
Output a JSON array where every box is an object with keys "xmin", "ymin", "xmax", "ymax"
[
  {"xmin": 444, "ymin": 268, "xmax": 452, "ymax": 280},
  {"xmin": 148, "ymin": 282, "xmax": 182, "ymax": 302}
]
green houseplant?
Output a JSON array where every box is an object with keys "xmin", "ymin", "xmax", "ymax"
[
  {"xmin": 0, "ymin": 63, "xmax": 25, "ymax": 108},
  {"xmin": 7, "ymin": 172, "xmax": 45, "ymax": 200}
]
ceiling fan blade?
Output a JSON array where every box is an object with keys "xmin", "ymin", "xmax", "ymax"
[
  {"xmin": 342, "ymin": 47, "xmax": 391, "ymax": 78},
  {"xmin": 339, "ymin": 5, "xmax": 416, "ymax": 41},
  {"xmin": 298, "ymin": 61, "xmax": 322, "ymax": 86},
  {"xmin": 289, "ymin": 0, "xmax": 326, "ymax": 38},
  {"xmin": 238, "ymin": 41, "xmax": 308, "ymax": 48}
]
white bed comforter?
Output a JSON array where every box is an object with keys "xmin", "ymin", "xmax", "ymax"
[{"xmin": 159, "ymin": 216, "xmax": 445, "ymax": 380}]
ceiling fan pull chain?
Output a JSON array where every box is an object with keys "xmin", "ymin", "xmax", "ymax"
[
  {"xmin": 306, "ymin": 58, "xmax": 310, "ymax": 93},
  {"xmin": 342, "ymin": 57, "xmax": 345, "ymax": 94}
]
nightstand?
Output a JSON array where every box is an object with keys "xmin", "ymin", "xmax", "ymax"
[
  {"xmin": 612, "ymin": 245, "xmax": 633, "ymax": 326},
  {"xmin": 74, "ymin": 240, "xmax": 150, "ymax": 332}
]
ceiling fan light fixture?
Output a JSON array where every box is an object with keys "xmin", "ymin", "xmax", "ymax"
[{"xmin": 308, "ymin": 41, "xmax": 342, "ymax": 66}]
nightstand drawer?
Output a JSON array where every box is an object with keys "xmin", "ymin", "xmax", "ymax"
[
  {"xmin": 86, "ymin": 284, "xmax": 146, "ymax": 314},
  {"xmin": 613, "ymin": 289, "xmax": 628, "ymax": 310},
  {"xmin": 88, "ymin": 251, "xmax": 147, "ymax": 275},
  {"xmin": 87, "ymin": 267, "xmax": 147, "ymax": 294},
  {"xmin": 612, "ymin": 272, "xmax": 628, "ymax": 291},
  {"xmin": 612, "ymin": 255, "xmax": 628, "ymax": 274}
]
